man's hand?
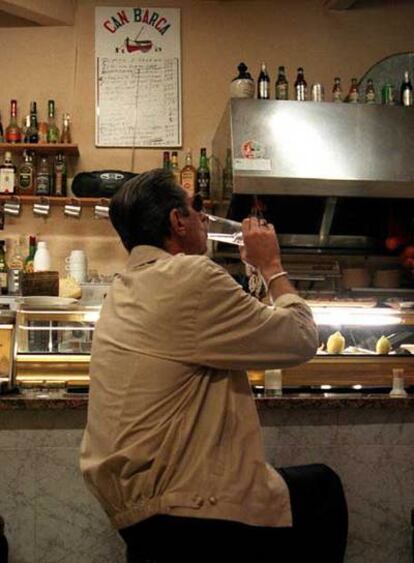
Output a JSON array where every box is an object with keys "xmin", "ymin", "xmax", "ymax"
[{"xmin": 239, "ymin": 216, "xmax": 282, "ymax": 278}]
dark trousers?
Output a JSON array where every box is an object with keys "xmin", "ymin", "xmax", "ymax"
[{"xmin": 119, "ymin": 463, "xmax": 348, "ymax": 563}]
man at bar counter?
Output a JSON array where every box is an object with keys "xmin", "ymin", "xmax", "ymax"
[{"xmin": 80, "ymin": 169, "xmax": 348, "ymax": 563}]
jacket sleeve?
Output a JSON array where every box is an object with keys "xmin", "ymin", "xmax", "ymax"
[{"xmin": 191, "ymin": 259, "xmax": 319, "ymax": 370}]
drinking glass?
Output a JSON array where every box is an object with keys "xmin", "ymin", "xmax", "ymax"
[{"xmin": 206, "ymin": 214, "xmax": 243, "ymax": 245}]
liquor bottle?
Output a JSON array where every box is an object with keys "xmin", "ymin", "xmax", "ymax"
[
  {"xmin": 401, "ymin": 71, "xmax": 413, "ymax": 106},
  {"xmin": 17, "ymin": 150, "xmax": 35, "ymax": 195},
  {"xmin": 294, "ymin": 67, "xmax": 307, "ymax": 101},
  {"xmin": 332, "ymin": 77, "xmax": 343, "ymax": 102},
  {"xmin": 21, "ymin": 115, "xmax": 30, "ymax": 141},
  {"xmin": 257, "ymin": 62, "xmax": 270, "ymax": 100},
  {"xmin": 52, "ymin": 153, "xmax": 67, "ymax": 196},
  {"xmin": 162, "ymin": 151, "xmax": 170, "ymax": 170},
  {"xmin": 222, "ymin": 148, "xmax": 233, "ymax": 200},
  {"xmin": 0, "ymin": 112, "xmax": 4, "ymax": 142},
  {"xmin": 0, "ymin": 152, "xmax": 16, "ymax": 194},
  {"xmin": 5, "ymin": 100, "xmax": 22, "ymax": 143},
  {"xmin": 365, "ymin": 79, "xmax": 376, "ymax": 104},
  {"xmin": 348, "ymin": 78, "xmax": 359, "ymax": 103},
  {"xmin": 196, "ymin": 148, "xmax": 210, "ymax": 198},
  {"xmin": 275, "ymin": 66, "xmax": 289, "ymax": 100},
  {"xmin": 24, "ymin": 235, "xmax": 37, "ymax": 273},
  {"xmin": 180, "ymin": 149, "xmax": 196, "ymax": 196},
  {"xmin": 0, "ymin": 241, "xmax": 8, "ymax": 295},
  {"xmin": 35, "ymin": 156, "xmax": 51, "ymax": 195},
  {"xmin": 170, "ymin": 151, "xmax": 181, "ymax": 184},
  {"xmin": 47, "ymin": 100, "xmax": 60, "ymax": 143},
  {"xmin": 7, "ymin": 235, "xmax": 25, "ymax": 295},
  {"xmin": 60, "ymin": 113, "xmax": 72, "ymax": 143},
  {"xmin": 24, "ymin": 102, "xmax": 39, "ymax": 143}
]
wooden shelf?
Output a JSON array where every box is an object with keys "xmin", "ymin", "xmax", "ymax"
[{"xmin": 0, "ymin": 143, "xmax": 79, "ymax": 156}]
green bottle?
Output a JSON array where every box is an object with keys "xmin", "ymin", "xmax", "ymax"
[
  {"xmin": 47, "ymin": 100, "xmax": 60, "ymax": 143},
  {"xmin": 196, "ymin": 148, "xmax": 210, "ymax": 198}
]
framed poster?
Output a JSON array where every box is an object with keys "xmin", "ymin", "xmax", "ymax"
[{"xmin": 95, "ymin": 6, "xmax": 181, "ymax": 147}]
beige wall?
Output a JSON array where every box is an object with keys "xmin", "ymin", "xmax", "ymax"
[{"xmin": 1, "ymin": 0, "xmax": 414, "ymax": 276}]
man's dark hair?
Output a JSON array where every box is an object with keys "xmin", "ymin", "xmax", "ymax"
[{"xmin": 109, "ymin": 168, "xmax": 189, "ymax": 252}]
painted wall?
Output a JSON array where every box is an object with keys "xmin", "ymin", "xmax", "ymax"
[{"xmin": 1, "ymin": 0, "xmax": 414, "ymax": 276}]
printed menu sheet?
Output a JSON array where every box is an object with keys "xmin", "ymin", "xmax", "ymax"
[{"xmin": 95, "ymin": 7, "xmax": 181, "ymax": 147}]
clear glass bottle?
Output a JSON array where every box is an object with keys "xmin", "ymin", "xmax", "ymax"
[
  {"xmin": 0, "ymin": 151, "xmax": 16, "ymax": 194},
  {"xmin": 47, "ymin": 100, "xmax": 60, "ymax": 143},
  {"xmin": 332, "ymin": 77, "xmax": 343, "ymax": 102},
  {"xmin": 365, "ymin": 79, "xmax": 376, "ymax": 104},
  {"xmin": 401, "ymin": 71, "xmax": 413, "ymax": 106},
  {"xmin": 294, "ymin": 67, "xmax": 307, "ymax": 101},
  {"xmin": 196, "ymin": 148, "xmax": 210, "ymax": 198},
  {"xmin": 17, "ymin": 150, "xmax": 35, "ymax": 195},
  {"xmin": 348, "ymin": 78, "xmax": 359, "ymax": 103},
  {"xmin": 35, "ymin": 156, "xmax": 51, "ymax": 195},
  {"xmin": 222, "ymin": 148, "xmax": 233, "ymax": 200},
  {"xmin": 60, "ymin": 112, "xmax": 72, "ymax": 143},
  {"xmin": 180, "ymin": 149, "xmax": 196, "ymax": 196},
  {"xmin": 257, "ymin": 62, "xmax": 270, "ymax": 100},
  {"xmin": 5, "ymin": 100, "xmax": 22, "ymax": 143},
  {"xmin": 275, "ymin": 65, "xmax": 289, "ymax": 100}
]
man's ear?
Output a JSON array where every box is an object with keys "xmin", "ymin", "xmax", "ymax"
[{"xmin": 169, "ymin": 208, "xmax": 187, "ymax": 238}]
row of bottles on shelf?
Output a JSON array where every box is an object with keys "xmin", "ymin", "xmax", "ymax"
[
  {"xmin": 162, "ymin": 147, "xmax": 234, "ymax": 201},
  {"xmin": 0, "ymin": 99, "xmax": 72, "ymax": 144},
  {"xmin": 162, "ymin": 148, "xmax": 211, "ymax": 198},
  {"xmin": 0, "ymin": 151, "xmax": 67, "ymax": 196},
  {"xmin": 0, "ymin": 235, "xmax": 39, "ymax": 294},
  {"xmin": 232, "ymin": 62, "xmax": 413, "ymax": 106}
]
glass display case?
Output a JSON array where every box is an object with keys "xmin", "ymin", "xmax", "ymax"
[
  {"xmin": 250, "ymin": 302, "xmax": 414, "ymax": 392},
  {"xmin": 13, "ymin": 305, "xmax": 101, "ymax": 389}
]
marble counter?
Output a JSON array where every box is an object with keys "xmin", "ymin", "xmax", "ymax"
[
  {"xmin": 1, "ymin": 390, "xmax": 414, "ymax": 562},
  {"xmin": 1, "ymin": 389, "xmax": 413, "ymax": 410}
]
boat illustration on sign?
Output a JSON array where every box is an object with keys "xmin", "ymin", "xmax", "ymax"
[{"xmin": 125, "ymin": 36, "xmax": 153, "ymax": 53}]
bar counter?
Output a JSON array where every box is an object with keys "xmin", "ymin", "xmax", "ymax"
[
  {"xmin": 1, "ymin": 389, "xmax": 414, "ymax": 410},
  {"xmin": 1, "ymin": 389, "xmax": 413, "ymax": 563}
]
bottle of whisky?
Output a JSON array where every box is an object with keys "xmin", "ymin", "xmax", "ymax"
[
  {"xmin": 47, "ymin": 100, "xmax": 60, "ymax": 143},
  {"xmin": 196, "ymin": 148, "xmax": 210, "ymax": 198},
  {"xmin": 275, "ymin": 66, "xmax": 289, "ymax": 100},
  {"xmin": 52, "ymin": 153, "xmax": 67, "ymax": 196},
  {"xmin": 180, "ymin": 149, "xmax": 196, "ymax": 196},
  {"xmin": 5, "ymin": 100, "xmax": 22, "ymax": 143},
  {"xmin": 35, "ymin": 156, "xmax": 51, "ymax": 195},
  {"xmin": 0, "ymin": 152, "xmax": 16, "ymax": 194},
  {"xmin": 294, "ymin": 67, "xmax": 307, "ymax": 101},
  {"xmin": 170, "ymin": 151, "xmax": 181, "ymax": 184},
  {"xmin": 17, "ymin": 150, "xmax": 35, "ymax": 195},
  {"xmin": 257, "ymin": 62, "xmax": 270, "ymax": 99}
]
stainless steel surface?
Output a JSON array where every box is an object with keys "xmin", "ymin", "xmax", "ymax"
[{"xmin": 213, "ymin": 99, "xmax": 414, "ymax": 198}]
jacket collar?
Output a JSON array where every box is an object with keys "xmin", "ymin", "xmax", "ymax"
[{"xmin": 126, "ymin": 245, "xmax": 177, "ymax": 269}]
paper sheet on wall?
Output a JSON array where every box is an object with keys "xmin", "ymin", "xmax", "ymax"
[{"xmin": 95, "ymin": 6, "xmax": 181, "ymax": 147}]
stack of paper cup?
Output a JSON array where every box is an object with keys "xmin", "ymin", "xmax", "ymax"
[{"xmin": 65, "ymin": 250, "xmax": 88, "ymax": 283}]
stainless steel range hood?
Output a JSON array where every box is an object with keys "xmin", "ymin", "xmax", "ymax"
[{"xmin": 212, "ymin": 99, "xmax": 414, "ymax": 199}]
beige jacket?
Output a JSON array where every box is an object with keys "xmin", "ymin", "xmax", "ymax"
[{"xmin": 80, "ymin": 246, "xmax": 318, "ymax": 530}]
